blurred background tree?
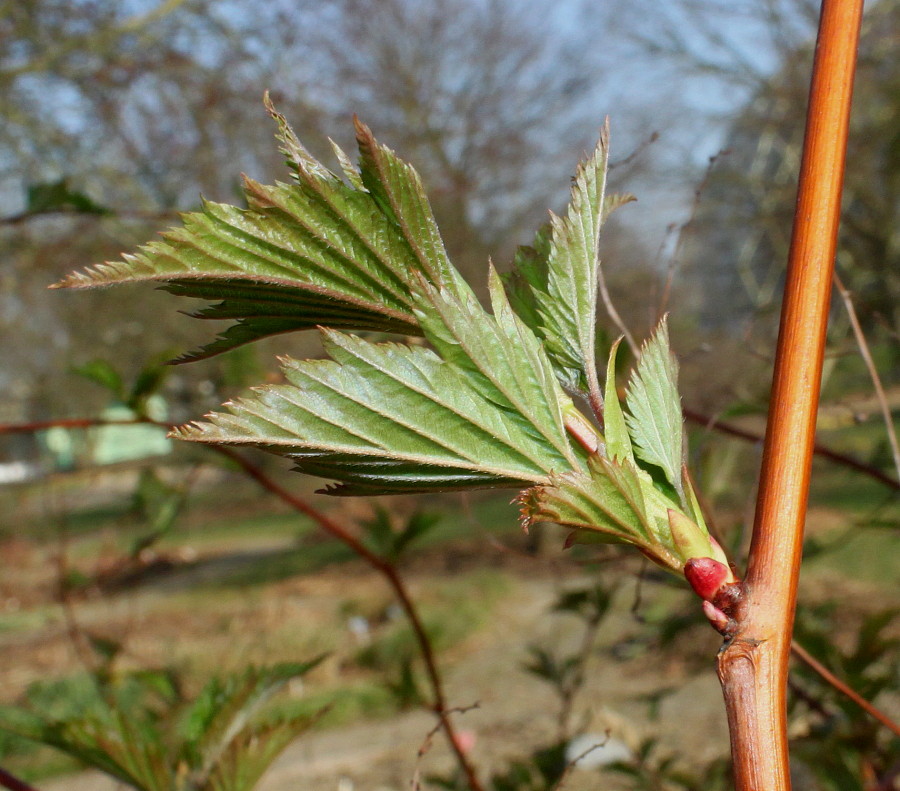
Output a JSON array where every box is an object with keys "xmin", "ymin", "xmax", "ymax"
[{"xmin": 672, "ymin": 0, "xmax": 898, "ymax": 350}]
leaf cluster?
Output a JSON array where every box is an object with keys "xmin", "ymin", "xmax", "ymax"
[{"xmin": 57, "ymin": 102, "xmax": 723, "ymax": 576}]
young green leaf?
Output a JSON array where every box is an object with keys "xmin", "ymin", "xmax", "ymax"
[
  {"xmin": 71, "ymin": 359, "xmax": 125, "ymax": 400},
  {"xmin": 624, "ymin": 317, "xmax": 685, "ymax": 503},
  {"xmin": 521, "ymin": 456, "xmax": 643, "ymax": 536},
  {"xmin": 0, "ymin": 705, "xmax": 174, "ymax": 790},
  {"xmin": 602, "ymin": 337, "xmax": 633, "ymax": 462},
  {"xmin": 205, "ymin": 715, "xmax": 317, "ymax": 791},
  {"xmin": 173, "ymin": 329, "xmax": 580, "ymax": 495},
  {"xmin": 53, "ymin": 180, "xmax": 423, "ymax": 362},
  {"xmin": 415, "ymin": 265, "xmax": 581, "ymax": 469},
  {"xmin": 53, "ymin": 110, "xmax": 472, "ymax": 363},
  {"xmin": 184, "ymin": 660, "xmax": 323, "ymax": 785},
  {"xmin": 361, "ymin": 507, "xmax": 441, "ymax": 561},
  {"xmin": 354, "ymin": 117, "xmax": 468, "ymax": 302},
  {"xmin": 520, "ymin": 454, "xmax": 688, "ymax": 571},
  {"xmin": 504, "ymin": 224, "xmax": 552, "ymax": 340},
  {"xmin": 505, "ymin": 123, "xmax": 633, "ymax": 402}
]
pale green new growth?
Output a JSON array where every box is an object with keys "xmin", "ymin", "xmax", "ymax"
[
  {"xmin": 602, "ymin": 337, "xmax": 632, "ymax": 462},
  {"xmin": 521, "ymin": 321, "xmax": 711, "ymax": 571},
  {"xmin": 624, "ymin": 317, "xmax": 686, "ymax": 504},
  {"xmin": 0, "ymin": 660, "xmax": 322, "ymax": 791},
  {"xmin": 505, "ymin": 122, "xmax": 635, "ymax": 400},
  {"xmin": 53, "ymin": 107, "xmax": 473, "ymax": 362},
  {"xmin": 58, "ymin": 104, "xmax": 720, "ymax": 576}
]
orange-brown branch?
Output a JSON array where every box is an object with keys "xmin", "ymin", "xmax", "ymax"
[{"xmin": 717, "ymin": 0, "xmax": 865, "ymax": 788}]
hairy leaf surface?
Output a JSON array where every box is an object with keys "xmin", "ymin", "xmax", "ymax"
[
  {"xmin": 174, "ymin": 330, "xmax": 580, "ymax": 495},
  {"xmin": 505, "ymin": 124, "xmax": 633, "ymax": 397},
  {"xmin": 602, "ymin": 337, "xmax": 633, "ymax": 462},
  {"xmin": 53, "ymin": 114, "xmax": 470, "ymax": 361},
  {"xmin": 624, "ymin": 317, "xmax": 685, "ymax": 501},
  {"xmin": 520, "ymin": 456, "xmax": 682, "ymax": 570},
  {"xmin": 416, "ymin": 267, "xmax": 580, "ymax": 468}
]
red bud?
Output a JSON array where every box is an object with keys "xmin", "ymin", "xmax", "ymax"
[{"xmin": 684, "ymin": 557, "xmax": 731, "ymax": 601}]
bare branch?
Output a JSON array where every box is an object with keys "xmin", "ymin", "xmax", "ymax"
[
  {"xmin": 791, "ymin": 640, "xmax": 900, "ymax": 738},
  {"xmin": 833, "ymin": 273, "xmax": 900, "ymax": 483}
]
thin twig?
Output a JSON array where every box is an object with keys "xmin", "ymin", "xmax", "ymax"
[
  {"xmin": 790, "ymin": 641, "xmax": 900, "ymax": 738},
  {"xmin": 0, "ymin": 767, "xmax": 42, "ymax": 791},
  {"xmin": 205, "ymin": 446, "xmax": 486, "ymax": 791},
  {"xmin": 609, "ymin": 131, "xmax": 659, "ymax": 172},
  {"xmin": 682, "ymin": 407, "xmax": 900, "ymax": 492},
  {"xmin": 0, "ymin": 418, "xmax": 144, "ymax": 433},
  {"xmin": 551, "ymin": 733, "xmax": 610, "ymax": 791},
  {"xmin": 557, "ymin": 610, "xmax": 603, "ymax": 742},
  {"xmin": 629, "ymin": 559, "xmax": 648, "ymax": 624},
  {"xmin": 832, "ymin": 273, "xmax": 900, "ymax": 483},
  {"xmin": 656, "ymin": 148, "xmax": 729, "ymax": 322},
  {"xmin": 55, "ymin": 521, "xmax": 103, "ymax": 678},
  {"xmin": 7, "ymin": 411, "xmax": 894, "ymax": 495},
  {"xmin": 414, "ymin": 703, "xmax": 481, "ymax": 760},
  {"xmin": 0, "ymin": 209, "xmax": 180, "ymax": 226},
  {"xmin": 787, "ymin": 677, "xmax": 832, "ymax": 720},
  {"xmin": 597, "ymin": 267, "xmax": 637, "ymax": 358}
]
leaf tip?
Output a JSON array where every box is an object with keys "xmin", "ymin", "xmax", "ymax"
[{"xmin": 353, "ymin": 114, "xmax": 374, "ymax": 144}]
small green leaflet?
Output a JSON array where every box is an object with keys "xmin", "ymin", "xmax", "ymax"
[
  {"xmin": 624, "ymin": 317, "xmax": 686, "ymax": 503},
  {"xmin": 175, "ymin": 329, "xmax": 581, "ymax": 495}
]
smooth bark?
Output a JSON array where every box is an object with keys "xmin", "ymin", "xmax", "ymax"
[{"xmin": 717, "ymin": 0, "xmax": 864, "ymax": 788}]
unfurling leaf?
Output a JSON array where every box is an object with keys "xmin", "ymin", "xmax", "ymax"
[
  {"xmin": 505, "ymin": 122, "xmax": 635, "ymax": 400},
  {"xmin": 520, "ymin": 455, "xmax": 682, "ymax": 570},
  {"xmin": 624, "ymin": 317, "xmax": 685, "ymax": 502},
  {"xmin": 506, "ymin": 123, "xmax": 610, "ymax": 397},
  {"xmin": 602, "ymin": 337, "xmax": 632, "ymax": 462},
  {"xmin": 519, "ymin": 317, "xmax": 723, "ymax": 574},
  {"xmin": 55, "ymin": 103, "xmax": 729, "ymax": 582}
]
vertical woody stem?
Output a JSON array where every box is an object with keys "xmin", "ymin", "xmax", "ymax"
[{"xmin": 717, "ymin": 0, "xmax": 864, "ymax": 788}]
